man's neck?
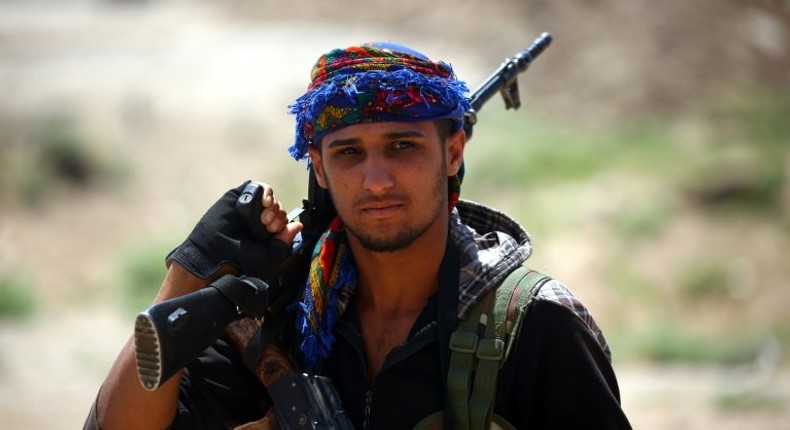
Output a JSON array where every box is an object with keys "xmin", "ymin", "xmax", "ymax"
[{"xmin": 349, "ymin": 222, "xmax": 448, "ymax": 314}]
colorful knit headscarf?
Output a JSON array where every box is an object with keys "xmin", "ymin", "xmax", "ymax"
[
  {"xmin": 287, "ymin": 42, "xmax": 471, "ymax": 161},
  {"xmin": 290, "ymin": 43, "xmax": 470, "ymax": 371}
]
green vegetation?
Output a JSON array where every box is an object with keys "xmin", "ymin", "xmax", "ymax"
[
  {"xmin": 685, "ymin": 91, "xmax": 790, "ymax": 217},
  {"xmin": 464, "ymin": 112, "xmax": 682, "ymax": 193},
  {"xmin": 22, "ymin": 114, "xmax": 98, "ymax": 205},
  {"xmin": 612, "ymin": 198, "xmax": 675, "ymax": 242},
  {"xmin": 0, "ymin": 112, "xmax": 126, "ymax": 207},
  {"xmin": 466, "ymin": 89, "xmax": 788, "ymax": 217},
  {"xmin": 117, "ymin": 241, "xmax": 173, "ymax": 315},
  {"xmin": 611, "ymin": 320, "xmax": 765, "ymax": 365},
  {"xmin": 0, "ymin": 273, "xmax": 36, "ymax": 319},
  {"xmin": 713, "ymin": 388, "xmax": 786, "ymax": 412},
  {"xmin": 677, "ymin": 259, "xmax": 733, "ymax": 300},
  {"xmin": 463, "ymin": 89, "xmax": 789, "ymax": 365},
  {"xmin": 603, "ymin": 258, "xmax": 662, "ymax": 305}
]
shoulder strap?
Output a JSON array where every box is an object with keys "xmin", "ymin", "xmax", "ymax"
[
  {"xmin": 445, "ymin": 265, "xmax": 551, "ymax": 430},
  {"xmin": 493, "ymin": 266, "xmax": 552, "ymax": 363}
]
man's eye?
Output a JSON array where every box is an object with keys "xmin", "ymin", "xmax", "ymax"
[
  {"xmin": 393, "ymin": 141, "xmax": 415, "ymax": 150},
  {"xmin": 338, "ymin": 147, "xmax": 360, "ymax": 156}
]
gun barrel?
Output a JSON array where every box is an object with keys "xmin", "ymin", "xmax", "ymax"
[
  {"xmin": 516, "ymin": 32, "xmax": 553, "ymax": 72},
  {"xmin": 468, "ymin": 32, "xmax": 553, "ymax": 113}
]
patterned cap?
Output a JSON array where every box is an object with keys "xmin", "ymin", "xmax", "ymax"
[{"xmin": 287, "ymin": 42, "xmax": 471, "ymax": 162}]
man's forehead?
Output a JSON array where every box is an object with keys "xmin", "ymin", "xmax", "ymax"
[{"xmin": 319, "ymin": 121, "xmax": 437, "ymax": 146}]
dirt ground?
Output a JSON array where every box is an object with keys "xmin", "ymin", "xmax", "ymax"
[{"xmin": 0, "ymin": 2, "xmax": 788, "ymax": 429}]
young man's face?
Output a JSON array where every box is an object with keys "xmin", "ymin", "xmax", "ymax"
[{"xmin": 308, "ymin": 121, "xmax": 465, "ymax": 253}]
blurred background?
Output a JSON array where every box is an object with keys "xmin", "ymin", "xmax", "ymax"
[{"xmin": 0, "ymin": 0, "xmax": 788, "ymax": 428}]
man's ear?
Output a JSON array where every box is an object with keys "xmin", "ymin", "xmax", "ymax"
[
  {"xmin": 446, "ymin": 128, "xmax": 466, "ymax": 176},
  {"xmin": 308, "ymin": 146, "xmax": 328, "ymax": 189}
]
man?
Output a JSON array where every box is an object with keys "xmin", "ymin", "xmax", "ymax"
[{"xmin": 86, "ymin": 42, "xmax": 631, "ymax": 429}]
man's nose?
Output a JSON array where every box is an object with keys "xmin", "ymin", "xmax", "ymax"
[{"xmin": 362, "ymin": 155, "xmax": 394, "ymax": 195}]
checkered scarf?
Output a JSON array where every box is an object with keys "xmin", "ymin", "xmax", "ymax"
[{"xmin": 293, "ymin": 200, "xmax": 533, "ymax": 371}]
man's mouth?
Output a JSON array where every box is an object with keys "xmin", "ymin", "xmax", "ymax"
[{"xmin": 359, "ymin": 201, "xmax": 404, "ymax": 217}]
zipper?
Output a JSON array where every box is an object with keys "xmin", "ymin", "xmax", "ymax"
[
  {"xmin": 363, "ymin": 389, "xmax": 374, "ymax": 430},
  {"xmin": 336, "ymin": 320, "xmax": 376, "ymax": 430},
  {"xmin": 335, "ymin": 308, "xmax": 438, "ymax": 429}
]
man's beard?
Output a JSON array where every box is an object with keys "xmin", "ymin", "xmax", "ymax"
[
  {"xmin": 331, "ymin": 174, "xmax": 447, "ymax": 253},
  {"xmin": 345, "ymin": 211, "xmax": 438, "ymax": 253}
]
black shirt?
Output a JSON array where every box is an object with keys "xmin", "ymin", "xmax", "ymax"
[{"xmin": 168, "ymin": 297, "xmax": 631, "ymax": 429}]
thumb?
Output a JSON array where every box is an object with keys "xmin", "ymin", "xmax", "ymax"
[{"xmin": 274, "ymin": 221, "xmax": 304, "ymax": 247}]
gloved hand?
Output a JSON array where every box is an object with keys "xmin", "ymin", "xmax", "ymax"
[{"xmin": 166, "ymin": 181, "xmax": 301, "ymax": 280}]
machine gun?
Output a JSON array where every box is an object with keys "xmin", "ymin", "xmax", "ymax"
[{"xmin": 134, "ymin": 31, "xmax": 552, "ymax": 428}]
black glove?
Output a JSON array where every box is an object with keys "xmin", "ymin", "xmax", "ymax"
[{"xmin": 166, "ymin": 181, "xmax": 290, "ymax": 280}]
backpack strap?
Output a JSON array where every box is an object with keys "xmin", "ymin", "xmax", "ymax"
[
  {"xmin": 447, "ymin": 290, "xmax": 489, "ymax": 430},
  {"xmin": 445, "ymin": 265, "xmax": 551, "ymax": 430},
  {"xmin": 468, "ymin": 291, "xmax": 501, "ymax": 430},
  {"xmin": 493, "ymin": 266, "xmax": 552, "ymax": 363}
]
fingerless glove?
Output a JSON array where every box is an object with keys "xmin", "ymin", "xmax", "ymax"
[{"xmin": 166, "ymin": 181, "xmax": 290, "ymax": 280}]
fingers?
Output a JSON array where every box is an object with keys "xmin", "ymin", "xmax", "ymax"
[
  {"xmin": 250, "ymin": 182, "xmax": 304, "ymax": 246},
  {"xmin": 274, "ymin": 221, "xmax": 304, "ymax": 247},
  {"xmin": 260, "ymin": 183, "xmax": 275, "ymax": 209},
  {"xmin": 255, "ymin": 182, "xmax": 288, "ymax": 234}
]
